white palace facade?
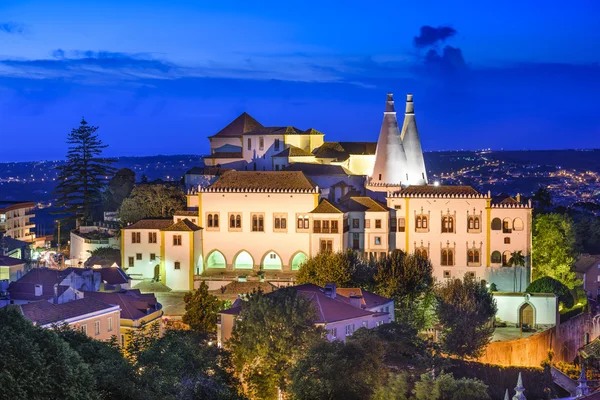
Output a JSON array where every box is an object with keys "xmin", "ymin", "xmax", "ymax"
[{"xmin": 122, "ymin": 94, "xmax": 532, "ymax": 292}]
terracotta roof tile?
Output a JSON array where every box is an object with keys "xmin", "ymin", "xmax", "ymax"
[
  {"xmin": 272, "ymin": 146, "xmax": 314, "ymax": 158},
  {"xmin": 124, "ymin": 219, "xmax": 174, "ymax": 230},
  {"xmin": 174, "ymin": 210, "xmax": 199, "ymax": 216},
  {"xmin": 399, "ymin": 185, "xmax": 481, "ymax": 196},
  {"xmin": 310, "ymin": 199, "xmax": 343, "ymax": 214},
  {"xmin": 163, "ymin": 219, "xmax": 202, "ymax": 232},
  {"xmin": 20, "ymin": 297, "xmax": 117, "ymax": 326},
  {"xmin": 210, "ymin": 112, "xmax": 263, "ymax": 138},
  {"xmin": 83, "ymin": 290, "xmax": 161, "ymax": 321},
  {"xmin": 575, "ymin": 254, "xmax": 600, "ymax": 273},
  {"xmin": 313, "ymin": 142, "xmax": 377, "ymax": 161},
  {"xmin": 339, "ymin": 197, "xmax": 388, "ymax": 212},
  {"xmin": 285, "ymin": 163, "xmax": 355, "ymax": 176},
  {"xmin": 207, "ymin": 171, "xmax": 317, "ymax": 191}
]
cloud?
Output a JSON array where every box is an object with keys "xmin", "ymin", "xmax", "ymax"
[
  {"xmin": 413, "ymin": 26, "xmax": 457, "ymax": 48},
  {"xmin": 0, "ymin": 22, "xmax": 25, "ymax": 34},
  {"xmin": 422, "ymin": 45, "xmax": 467, "ymax": 75}
]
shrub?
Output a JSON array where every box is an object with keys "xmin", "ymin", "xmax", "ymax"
[{"xmin": 526, "ymin": 277, "xmax": 574, "ymax": 308}]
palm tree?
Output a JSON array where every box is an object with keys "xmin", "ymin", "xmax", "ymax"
[{"xmin": 508, "ymin": 251, "xmax": 526, "ymax": 292}]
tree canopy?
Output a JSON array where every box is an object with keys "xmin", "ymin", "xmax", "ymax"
[
  {"xmin": 136, "ymin": 330, "xmax": 244, "ymax": 400},
  {"xmin": 289, "ymin": 339, "xmax": 385, "ymax": 400},
  {"xmin": 375, "ymin": 251, "xmax": 435, "ymax": 330},
  {"xmin": 228, "ymin": 288, "xmax": 325, "ymax": 399},
  {"xmin": 526, "ymin": 276, "xmax": 574, "ymax": 309},
  {"xmin": 295, "ymin": 250, "xmax": 359, "ymax": 287},
  {"xmin": 182, "ymin": 281, "xmax": 227, "ymax": 335},
  {"xmin": 103, "ymin": 168, "xmax": 136, "ymax": 212},
  {"xmin": 55, "ymin": 118, "xmax": 115, "ymax": 226},
  {"xmin": 414, "ymin": 372, "xmax": 490, "ymax": 400},
  {"xmin": 0, "ymin": 307, "xmax": 95, "ymax": 400},
  {"xmin": 118, "ymin": 183, "xmax": 186, "ymax": 226},
  {"xmin": 435, "ymin": 275, "xmax": 497, "ymax": 359},
  {"xmin": 532, "ymin": 213, "xmax": 580, "ymax": 288}
]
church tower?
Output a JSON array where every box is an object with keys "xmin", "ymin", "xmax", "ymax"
[
  {"xmin": 369, "ymin": 93, "xmax": 409, "ymax": 186},
  {"xmin": 401, "ymin": 94, "xmax": 428, "ymax": 185}
]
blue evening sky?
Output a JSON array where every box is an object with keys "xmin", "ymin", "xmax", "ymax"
[{"xmin": 1, "ymin": 0, "xmax": 599, "ymax": 161}]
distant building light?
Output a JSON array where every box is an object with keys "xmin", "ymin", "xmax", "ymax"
[{"xmin": 433, "ymin": 181, "xmax": 440, "ymax": 187}]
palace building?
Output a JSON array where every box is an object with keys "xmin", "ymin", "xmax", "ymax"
[{"xmin": 122, "ymin": 93, "xmax": 532, "ymax": 293}]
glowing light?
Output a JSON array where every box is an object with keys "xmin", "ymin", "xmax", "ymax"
[{"xmin": 433, "ymin": 181, "xmax": 440, "ymax": 187}]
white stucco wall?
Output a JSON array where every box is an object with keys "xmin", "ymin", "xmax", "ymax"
[
  {"xmin": 494, "ymin": 293, "xmax": 558, "ymax": 327},
  {"xmin": 122, "ymin": 229, "xmax": 162, "ymax": 279}
]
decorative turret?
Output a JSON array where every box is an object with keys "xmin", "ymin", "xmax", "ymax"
[
  {"xmin": 512, "ymin": 373, "xmax": 526, "ymax": 400},
  {"xmin": 400, "ymin": 94, "xmax": 428, "ymax": 185},
  {"xmin": 369, "ymin": 93, "xmax": 409, "ymax": 186},
  {"xmin": 576, "ymin": 363, "xmax": 590, "ymax": 398}
]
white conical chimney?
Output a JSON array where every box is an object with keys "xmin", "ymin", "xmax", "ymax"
[{"xmin": 400, "ymin": 94, "xmax": 428, "ymax": 185}]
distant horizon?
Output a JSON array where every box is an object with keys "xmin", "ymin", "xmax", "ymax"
[{"xmin": 2, "ymin": 147, "xmax": 600, "ymax": 164}]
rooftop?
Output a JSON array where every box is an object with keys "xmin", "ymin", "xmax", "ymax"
[
  {"xmin": 339, "ymin": 196, "xmax": 388, "ymax": 212},
  {"xmin": 210, "ymin": 112, "xmax": 263, "ymax": 138},
  {"xmin": 163, "ymin": 219, "xmax": 202, "ymax": 232},
  {"xmin": 0, "ymin": 255, "xmax": 26, "ymax": 267},
  {"xmin": 0, "ymin": 201, "xmax": 35, "ymax": 212},
  {"xmin": 392, "ymin": 185, "xmax": 482, "ymax": 197},
  {"xmin": 272, "ymin": 146, "xmax": 315, "ymax": 158},
  {"xmin": 124, "ymin": 219, "xmax": 174, "ymax": 230},
  {"xmin": 174, "ymin": 210, "xmax": 199, "ymax": 216},
  {"xmin": 313, "ymin": 142, "xmax": 377, "ymax": 161},
  {"xmin": 310, "ymin": 199, "xmax": 343, "ymax": 214},
  {"xmin": 84, "ymin": 290, "xmax": 162, "ymax": 321},
  {"xmin": 285, "ymin": 163, "xmax": 356, "ymax": 176},
  {"xmin": 205, "ymin": 170, "xmax": 317, "ymax": 192},
  {"xmin": 20, "ymin": 297, "xmax": 117, "ymax": 326},
  {"xmin": 575, "ymin": 254, "xmax": 600, "ymax": 274}
]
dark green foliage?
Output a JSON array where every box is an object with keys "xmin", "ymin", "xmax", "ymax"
[
  {"xmin": 414, "ymin": 372, "xmax": 490, "ymax": 400},
  {"xmin": 526, "ymin": 276, "xmax": 574, "ymax": 308},
  {"xmin": 373, "ymin": 372, "xmax": 411, "ymax": 400},
  {"xmin": 349, "ymin": 322, "xmax": 435, "ymax": 367},
  {"xmin": 574, "ymin": 216, "xmax": 600, "ymax": 254},
  {"xmin": 375, "ymin": 251, "xmax": 435, "ymax": 330},
  {"xmin": 532, "ymin": 213, "xmax": 579, "ymax": 288},
  {"xmin": 125, "ymin": 322, "xmax": 162, "ymax": 363},
  {"xmin": 532, "ymin": 187, "xmax": 552, "ymax": 214},
  {"xmin": 289, "ymin": 339, "xmax": 385, "ymax": 400},
  {"xmin": 118, "ymin": 183, "xmax": 186, "ymax": 226},
  {"xmin": 447, "ymin": 360, "xmax": 554, "ymax": 400},
  {"xmin": 0, "ymin": 307, "xmax": 95, "ymax": 400},
  {"xmin": 228, "ymin": 288, "xmax": 325, "ymax": 399},
  {"xmin": 436, "ymin": 275, "xmax": 497, "ymax": 359},
  {"xmin": 182, "ymin": 281, "xmax": 227, "ymax": 334},
  {"xmin": 55, "ymin": 118, "xmax": 115, "ymax": 225},
  {"xmin": 295, "ymin": 250, "xmax": 359, "ymax": 287},
  {"xmin": 103, "ymin": 168, "xmax": 136, "ymax": 211},
  {"xmin": 55, "ymin": 325, "xmax": 141, "ymax": 400},
  {"xmin": 136, "ymin": 330, "xmax": 244, "ymax": 400}
]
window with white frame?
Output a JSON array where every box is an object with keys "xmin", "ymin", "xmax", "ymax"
[
  {"xmin": 345, "ymin": 324, "xmax": 355, "ymax": 336},
  {"xmin": 108, "ymin": 317, "xmax": 113, "ymax": 332},
  {"xmin": 94, "ymin": 320, "xmax": 100, "ymax": 335}
]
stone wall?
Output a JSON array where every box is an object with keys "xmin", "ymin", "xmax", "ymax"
[{"xmin": 478, "ymin": 313, "xmax": 595, "ymax": 367}]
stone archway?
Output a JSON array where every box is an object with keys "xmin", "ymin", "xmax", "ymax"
[
  {"xmin": 262, "ymin": 251, "xmax": 283, "ymax": 270},
  {"xmin": 519, "ymin": 303, "xmax": 534, "ymax": 327}
]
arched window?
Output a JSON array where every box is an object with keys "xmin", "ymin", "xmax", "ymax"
[
  {"xmin": 468, "ymin": 249, "xmax": 481, "ymax": 264},
  {"xmin": 416, "ymin": 216, "xmax": 422, "ymax": 229},
  {"xmin": 291, "ymin": 252, "xmax": 307, "ymax": 271},
  {"xmin": 236, "ymin": 215, "xmax": 241, "ymax": 228},
  {"xmin": 442, "ymin": 216, "xmax": 454, "ymax": 233},
  {"xmin": 468, "ymin": 217, "xmax": 475, "ymax": 230},
  {"xmin": 230, "ymin": 214, "xmax": 236, "ymax": 228},
  {"xmin": 234, "ymin": 251, "xmax": 254, "ymax": 269},
  {"xmin": 416, "ymin": 248, "xmax": 428, "ymax": 258},
  {"xmin": 474, "ymin": 217, "xmax": 480, "ymax": 229},
  {"xmin": 208, "ymin": 214, "xmax": 213, "ymax": 228},
  {"xmin": 491, "ymin": 218, "xmax": 502, "ymax": 230},
  {"xmin": 513, "ymin": 218, "xmax": 524, "ymax": 231},
  {"xmin": 275, "ymin": 218, "xmax": 281, "ymax": 229},
  {"xmin": 441, "ymin": 249, "xmax": 454, "ymax": 266},
  {"xmin": 422, "ymin": 216, "xmax": 428, "ymax": 229},
  {"xmin": 206, "ymin": 250, "xmax": 226, "ymax": 269},
  {"xmin": 491, "ymin": 251, "xmax": 502, "ymax": 264},
  {"xmin": 502, "ymin": 251, "xmax": 512, "ymax": 266},
  {"xmin": 213, "ymin": 214, "xmax": 219, "ymax": 228}
]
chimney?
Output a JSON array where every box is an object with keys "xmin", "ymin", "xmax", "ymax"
[
  {"xmin": 516, "ymin": 193, "xmax": 521, "ymax": 203},
  {"xmin": 349, "ymin": 295, "xmax": 363, "ymax": 309},
  {"xmin": 324, "ymin": 283, "xmax": 336, "ymax": 299},
  {"xmin": 385, "ymin": 93, "xmax": 395, "ymax": 113},
  {"xmin": 34, "ymin": 284, "xmax": 42, "ymax": 297},
  {"xmin": 405, "ymin": 93, "xmax": 414, "ymax": 114},
  {"xmin": 53, "ymin": 284, "xmax": 59, "ymax": 304}
]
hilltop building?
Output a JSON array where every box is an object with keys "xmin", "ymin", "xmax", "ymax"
[
  {"xmin": 217, "ymin": 283, "xmax": 394, "ymax": 346},
  {"xmin": 0, "ymin": 201, "xmax": 36, "ymax": 242},
  {"xmin": 122, "ymin": 93, "xmax": 532, "ymax": 297}
]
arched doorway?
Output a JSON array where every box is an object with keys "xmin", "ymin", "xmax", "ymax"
[
  {"xmin": 206, "ymin": 250, "xmax": 226, "ymax": 269},
  {"xmin": 234, "ymin": 251, "xmax": 254, "ymax": 269},
  {"xmin": 262, "ymin": 251, "xmax": 283, "ymax": 270},
  {"xmin": 290, "ymin": 252, "xmax": 307, "ymax": 271},
  {"xmin": 153, "ymin": 264, "xmax": 160, "ymax": 281},
  {"xmin": 519, "ymin": 303, "xmax": 534, "ymax": 327}
]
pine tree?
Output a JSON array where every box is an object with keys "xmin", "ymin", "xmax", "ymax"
[{"xmin": 55, "ymin": 118, "xmax": 115, "ymax": 226}]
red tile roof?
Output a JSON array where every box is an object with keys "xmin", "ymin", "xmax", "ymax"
[
  {"xmin": 220, "ymin": 283, "xmax": 392, "ymax": 324},
  {"xmin": 207, "ymin": 171, "xmax": 317, "ymax": 191},
  {"xmin": 399, "ymin": 185, "xmax": 481, "ymax": 196},
  {"xmin": 339, "ymin": 197, "xmax": 388, "ymax": 212},
  {"xmin": 210, "ymin": 112, "xmax": 263, "ymax": 138},
  {"xmin": 83, "ymin": 290, "xmax": 161, "ymax": 321},
  {"xmin": 163, "ymin": 219, "xmax": 202, "ymax": 232},
  {"xmin": 272, "ymin": 146, "xmax": 315, "ymax": 158},
  {"xmin": 310, "ymin": 199, "xmax": 343, "ymax": 214},
  {"xmin": 20, "ymin": 297, "xmax": 117, "ymax": 326},
  {"xmin": 124, "ymin": 219, "xmax": 174, "ymax": 230},
  {"xmin": 576, "ymin": 254, "xmax": 600, "ymax": 274}
]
